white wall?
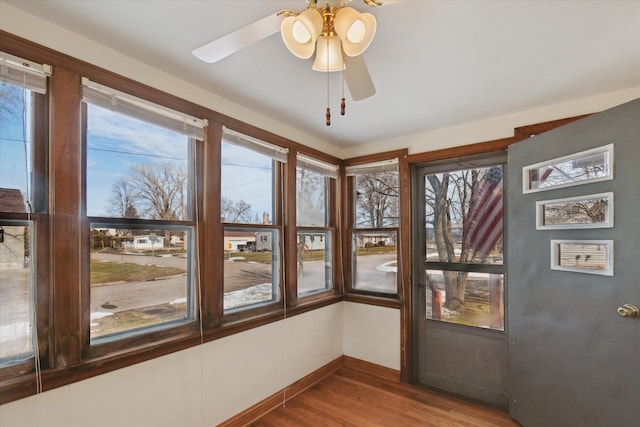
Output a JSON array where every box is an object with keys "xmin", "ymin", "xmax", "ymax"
[
  {"xmin": 343, "ymin": 302, "xmax": 401, "ymax": 370},
  {"xmin": 0, "ymin": 303, "xmax": 345, "ymax": 427}
]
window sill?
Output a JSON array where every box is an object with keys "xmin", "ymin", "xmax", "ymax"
[{"xmin": 344, "ymin": 292, "xmax": 401, "ymax": 309}]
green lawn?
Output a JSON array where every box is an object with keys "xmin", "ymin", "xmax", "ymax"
[
  {"xmin": 355, "ymin": 246, "xmax": 397, "ymax": 256},
  {"xmin": 90, "ymin": 260, "xmax": 185, "ymax": 284}
]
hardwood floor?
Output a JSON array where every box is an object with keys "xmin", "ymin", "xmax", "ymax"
[{"xmin": 249, "ymin": 367, "xmax": 520, "ymax": 427}]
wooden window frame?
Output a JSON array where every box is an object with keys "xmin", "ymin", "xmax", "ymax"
[
  {"xmin": 219, "ymin": 129, "xmax": 287, "ymax": 322},
  {"xmin": 342, "ymin": 149, "xmax": 408, "ymax": 309},
  {"xmin": 79, "ymin": 98, "xmax": 202, "ymax": 357},
  {"xmin": 293, "ymin": 153, "xmax": 341, "ymax": 303}
]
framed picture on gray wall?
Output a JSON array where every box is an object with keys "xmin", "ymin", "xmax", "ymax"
[
  {"xmin": 523, "ymin": 144, "xmax": 614, "ymax": 193},
  {"xmin": 550, "ymin": 239, "xmax": 613, "ymax": 276},
  {"xmin": 536, "ymin": 192, "xmax": 614, "ymax": 230}
]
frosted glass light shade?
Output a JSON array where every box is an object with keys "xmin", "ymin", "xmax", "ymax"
[
  {"xmin": 312, "ymin": 36, "xmax": 345, "ymax": 72},
  {"xmin": 281, "ymin": 8, "xmax": 323, "ymax": 59},
  {"xmin": 334, "ymin": 7, "xmax": 377, "ymax": 57}
]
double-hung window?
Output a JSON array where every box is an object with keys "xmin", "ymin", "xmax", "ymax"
[
  {"xmin": 296, "ymin": 154, "xmax": 338, "ymax": 297},
  {"xmin": 346, "ymin": 159, "xmax": 400, "ymax": 295},
  {"xmin": 221, "ymin": 128, "xmax": 286, "ymax": 312},
  {"xmin": 0, "ymin": 52, "xmax": 49, "ymax": 368},
  {"xmin": 82, "ymin": 78, "xmax": 206, "ymax": 342}
]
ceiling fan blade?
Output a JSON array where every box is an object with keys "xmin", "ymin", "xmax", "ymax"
[
  {"xmin": 192, "ymin": 14, "xmax": 282, "ymax": 63},
  {"xmin": 377, "ymin": 0, "xmax": 411, "ymax": 5},
  {"xmin": 343, "ymin": 55, "xmax": 376, "ymax": 101}
]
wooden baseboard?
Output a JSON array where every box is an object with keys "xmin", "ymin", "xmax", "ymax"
[
  {"xmin": 218, "ymin": 356, "xmax": 400, "ymax": 426},
  {"xmin": 342, "ymin": 355, "xmax": 401, "ymax": 382}
]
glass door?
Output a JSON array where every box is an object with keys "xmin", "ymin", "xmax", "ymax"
[{"xmin": 413, "ymin": 153, "xmax": 509, "ymax": 407}]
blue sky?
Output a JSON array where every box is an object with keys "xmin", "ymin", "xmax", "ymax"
[
  {"xmin": 0, "ymin": 85, "xmax": 31, "ymax": 203},
  {"xmin": 221, "ymin": 141, "xmax": 273, "ymax": 222},
  {"xmin": 86, "ymin": 104, "xmax": 189, "ymax": 216}
]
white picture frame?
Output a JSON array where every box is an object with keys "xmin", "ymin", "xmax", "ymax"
[
  {"xmin": 536, "ymin": 192, "xmax": 614, "ymax": 230},
  {"xmin": 550, "ymin": 239, "xmax": 613, "ymax": 276},
  {"xmin": 523, "ymin": 143, "xmax": 614, "ymax": 194}
]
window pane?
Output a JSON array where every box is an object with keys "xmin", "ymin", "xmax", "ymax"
[
  {"xmin": 86, "ymin": 104, "xmax": 190, "ymax": 219},
  {"xmin": 297, "ymin": 230, "xmax": 332, "ymax": 296},
  {"xmin": 352, "ymin": 230, "xmax": 397, "ymax": 294},
  {"xmin": 221, "ymin": 141, "xmax": 274, "ymax": 224},
  {"xmin": 355, "ymin": 171, "xmax": 399, "ymax": 228},
  {"xmin": 0, "ymin": 222, "xmax": 34, "ymax": 365},
  {"xmin": 425, "ymin": 270, "xmax": 504, "ymax": 331},
  {"xmin": 224, "ymin": 227, "xmax": 279, "ymax": 311},
  {"xmin": 0, "ymin": 83, "xmax": 32, "ymax": 213},
  {"xmin": 297, "ymin": 167, "xmax": 327, "ymax": 227},
  {"xmin": 90, "ymin": 225, "xmax": 193, "ymax": 340},
  {"xmin": 425, "ymin": 166, "xmax": 503, "ymax": 265}
]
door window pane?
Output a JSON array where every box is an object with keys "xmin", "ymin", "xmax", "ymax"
[
  {"xmin": 425, "ymin": 166, "xmax": 504, "ymax": 265},
  {"xmin": 90, "ymin": 225, "xmax": 193, "ymax": 340},
  {"xmin": 422, "ymin": 159, "xmax": 505, "ymax": 331},
  {"xmin": 352, "ymin": 230, "xmax": 397, "ymax": 294},
  {"xmin": 425, "ymin": 270, "xmax": 504, "ymax": 331}
]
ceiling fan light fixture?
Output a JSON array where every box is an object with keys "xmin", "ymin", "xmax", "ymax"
[
  {"xmin": 281, "ymin": 8, "xmax": 323, "ymax": 59},
  {"xmin": 312, "ymin": 35, "xmax": 345, "ymax": 72},
  {"xmin": 334, "ymin": 7, "xmax": 377, "ymax": 57}
]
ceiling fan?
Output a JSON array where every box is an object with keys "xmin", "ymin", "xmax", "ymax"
[{"xmin": 192, "ymin": 0, "xmax": 394, "ymax": 125}]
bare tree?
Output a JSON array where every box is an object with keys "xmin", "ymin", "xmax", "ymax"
[
  {"xmin": 107, "ymin": 177, "xmax": 139, "ymax": 218},
  {"xmin": 221, "ymin": 197, "xmax": 252, "ymax": 223},
  {"xmin": 426, "ymin": 171, "xmax": 475, "ymax": 310},
  {"xmin": 355, "ymin": 172, "xmax": 399, "ymax": 227},
  {"xmin": 109, "ymin": 162, "xmax": 187, "ymax": 223},
  {"xmin": 127, "ymin": 163, "xmax": 187, "ymax": 221}
]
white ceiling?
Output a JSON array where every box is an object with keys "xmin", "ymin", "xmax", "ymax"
[{"xmin": 6, "ymin": 0, "xmax": 640, "ymax": 148}]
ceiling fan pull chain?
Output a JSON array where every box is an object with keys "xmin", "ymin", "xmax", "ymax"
[
  {"xmin": 341, "ymin": 67, "xmax": 346, "ymax": 116},
  {"xmin": 325, "ymin": 34, "xmax": 331, "ymax": 126}
]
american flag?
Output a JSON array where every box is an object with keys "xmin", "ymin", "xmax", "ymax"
[{"xmin": 464, "ymin": 167, "xmax": 503, "ymax": 259}]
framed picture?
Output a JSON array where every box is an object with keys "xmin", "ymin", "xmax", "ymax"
[
  {"xmin": 536, "ymin": 192, "xmax": 614, "ymax": 230},
  {"xmin": 523, "ymin": 143, "xmax": 614, "ymax": 193},
  {"xmin": 550, "ymin": 240, "xmax": 613, "ymax": 276}
]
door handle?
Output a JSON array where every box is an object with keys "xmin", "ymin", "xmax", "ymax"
[{"xmin": 617, "ymin": 304, "xmax": 639, "ymax": 318}]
